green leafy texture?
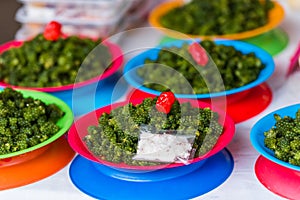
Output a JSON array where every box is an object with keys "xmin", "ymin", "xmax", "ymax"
[
  {"xmin": 84, "ymin": 97, "xmax": 223, "ymax": 166},
  {"xmin": 264, "ymin": 109, "xmax": 300, "ymax": 166},
  {"xmin": 160, "ymin": 0, "xmax": 274, "ymax": 35},
  {"xmin": 0, "ymin": 34, "xmax": 111, "ymax": 87},
  {"xmin": 137, "ymin": 40, "xmax": 265, "ymax": 94},
  {"xmin": 0, "ymin": 88, "xmax": 65, "ymax": 154}
]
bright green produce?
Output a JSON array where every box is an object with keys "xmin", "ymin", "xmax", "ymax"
[
  {"xmin": 0, "ymin": 34, "xmax": 111, "ymax": 87},
  {"xmin": 160, "ymin": 0, "xmax": 274, "ymax": 35},
  {"xmin": 84, "ymin": 97, "xmax": 223, "ymax": 166},
  {"xmin": 264, "ymin": 110, "xmax": 300, "ymax": 166},
  {"xmin": 137, "ymin": 40, "xmax": 265, "ymax": 94},
  {"xmin": 0, "ymin": 88, "xmax": 65, "ymax": 154}
]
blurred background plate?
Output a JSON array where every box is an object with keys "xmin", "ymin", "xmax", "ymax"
[
  {"xmin": 0, "ymin": 40, "xmax": 128, "ymax": 117},
  {"xmin": 148, "ymin": 0, "xmax": 285, "ymax": 40}
]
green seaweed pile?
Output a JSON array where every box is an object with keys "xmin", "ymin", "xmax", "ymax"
[{"xmin": 84, "ymin": 97, "xmax": 223, "ymax": 166}]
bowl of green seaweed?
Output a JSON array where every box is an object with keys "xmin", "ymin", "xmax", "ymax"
[
  {"xmin": 0, "ymin": 21, "xmax": 124, "ymax": 116},
  {"xmin": 149, "ymin": 0, "xmax": 284, "ymax": 40},
  {"xmin": 250, "ymin": 104, "xmax": 300, "ymax": 200},
  {"xmin": 250, "ymin": 104, "xmax": 300, "ymax": 172},
  {"xmin": 68, "ymin": 90, "xmax": 235, "ymax": 171},
  {"xmin": 0, "ymin": 87, "xmax": 73, "ymax": 167},
  {"xmin": 123, "ymin": 39, "xmax": 274, "ymax": 101}
]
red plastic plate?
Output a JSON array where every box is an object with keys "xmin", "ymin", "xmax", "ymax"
[
  {"xmin": 128, "ymin": 83, "xmax": 272, "ymax": 124},
  {"xmin": 255, "ymin": 156, "xmax": 300, "ymax": 200}
]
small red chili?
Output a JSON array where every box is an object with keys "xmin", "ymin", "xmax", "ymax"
[
  {"xmin": 188, "ymin": 42, "xmax": 209, "ymax": 66},
  {"xmin": 43, "ymin": 21, "xmax": 62, "ymax": 41},
  {"xmin": 156, "ymin": 91, "xmax": 176, "ymax": 114}
]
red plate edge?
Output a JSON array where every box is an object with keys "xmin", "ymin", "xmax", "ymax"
[
  {"xmin": 255, "ymin": 155, "xmax": 300, "ymax": 200},
  {"xmin": 128, "ymin": 83, "xmax": 272, "ymax": 124}
]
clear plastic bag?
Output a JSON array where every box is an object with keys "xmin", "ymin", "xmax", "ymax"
[{"xmin": 133, "ymin": 126, "xmax": 196, "ymax": 164}]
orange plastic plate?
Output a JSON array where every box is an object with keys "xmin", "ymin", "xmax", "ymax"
[{"xmin": 0, "ymin": 136, "xmax": 75, "ymax": 190}]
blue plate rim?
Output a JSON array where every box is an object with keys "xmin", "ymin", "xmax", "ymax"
[
  {"xmin": 123, "ymin": 39, "xmax": 275, "ymax": 99},
  {"xmin": 250, "ymin": 103, "xmax": 300, "ymax": 172}
]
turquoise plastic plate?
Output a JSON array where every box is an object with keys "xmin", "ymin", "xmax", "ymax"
[
  {"xmin": 123, "ymin": 39, "xmax": 275, "ymax": 99},
  {"xmin": 250, "ymin": 104, "xmax": 300, "ymax": 172}
]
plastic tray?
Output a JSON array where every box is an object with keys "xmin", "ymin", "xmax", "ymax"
[
  {"xmin": 17, "ymin": 0, "xmax": 133, "ymax": 21},
  {"xmin": 15, "ymin": 6, "xmax": 123, "ymax": 39},
  {"xmin": 15, "ymin": 0, "xmax": 135, "ymax": 39}
]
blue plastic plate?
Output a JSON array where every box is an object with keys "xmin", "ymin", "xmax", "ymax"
[
  {"xmin": 123, "ymin": 39, "xmax": 275, "ymax": 99},
  {"xmin": 250, "ymin": 104, "xmax": 300, "ymax": 172},
  {"xmin": 69, "ymin": 148, "xmax": 233, "ymax": 200}
]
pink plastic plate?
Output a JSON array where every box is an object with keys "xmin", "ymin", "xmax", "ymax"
[
  {"xmin": 0, "ymin": 39, "xmax": 123, "ymax": 92},
  {"xmin": 68, "ymin": 97, "xmax": 235, "ymax": 170},
  {"xmin": 255, "ymin": 156, "xmax": 300, "ymax": 200}
]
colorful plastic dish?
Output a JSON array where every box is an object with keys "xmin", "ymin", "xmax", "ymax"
[
  {"xmin": 160, "ymin": 27, "xmax": 289, "ymax": 57},
  {"xmin": 0, "ymin": 39, "xmax": 125, "ymax": 116},
  {"xmin": 0, "ymin": 136, "xmax": 75, "ymax": 190},
  {"xmin": 67, "ymin": 97, "xmax": 235, "ymax": 171},
  {"xmin": 255, "ymin": 155, "xmax": 300, "ymax": 200},
  {"xmin": 148, "ymin": 0, "xmax": 285, "ymax": 40},
  {"xmin": 250, "ymin": 103, "xmax": 300, "ymax": 172},
  {"xmin": 0, "ymin": 88, "xmax": 73, "ymax": 167},
  {"xmin": 123, "ymin": 39, "xmax": 275, "ymax": 100},
  {"xmin": 241, "ymin": 28, "xmax": 289, "ymax": 56},
  {"xmin": 0, "ymin": 40, "xmax": 123, "ymax": 91},
  {"xmin": 69, "ymin": 148, "xmax": 234, "ymax": 199},
  {"xmin": 286, "ymin": 41, "xmax": 300, "ymax": 76},
  {"xmin": 251, "ymin": 104, "xmax": 300, "ymax": 199}
]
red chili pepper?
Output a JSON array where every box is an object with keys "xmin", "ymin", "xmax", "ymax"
[
  {"xmin": 188, "ymin": 42, "xmax": 209, "ymax": 66},
  {"xmin": 156, "ymin": 91, "xmax": 176, "ymax": 114},
  {"xmin": 43, "ymin": 21, "xmax": 62, "ymax": 41}
]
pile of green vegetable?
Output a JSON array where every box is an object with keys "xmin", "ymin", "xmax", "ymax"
[
  {"xmin": 160, "ymin": 0, "xmax": 274, "ymax": 35},
  {"xmin": 264, "ymin": 110, "xmax": 300, "ymax": 166},
  {"xmin": 0, "ymin": 34, "xmax": 111, "ymax": 87},
  {"xmin": 0, "ymin": 88, "xmax": 65, "ymax": 154},
  {"xmin": 137, "ymin": 40, "xmax": 265, "ymax": 94},
  {"xmin": 84, "ymin": 97, "xmax": 223, "ymax": 166}
]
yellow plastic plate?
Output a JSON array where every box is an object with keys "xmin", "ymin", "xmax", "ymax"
[{"xmin": 149, "ymin": 0, "xmax": 285, "ymax": 40}]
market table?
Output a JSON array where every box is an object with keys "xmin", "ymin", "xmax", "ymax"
[{"xmin": 0, "ymin": 0, "xmax": 299, "ymax": 199}]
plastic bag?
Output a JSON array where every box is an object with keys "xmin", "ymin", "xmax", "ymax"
[{"xmin": 133, "ymin": 126, "xmax": 196, "ymax": 164}]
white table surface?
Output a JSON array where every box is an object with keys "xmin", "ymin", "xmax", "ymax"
[{"xmin": 1, "ymin": 0, "xmax": 300, "ymax": 199}]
